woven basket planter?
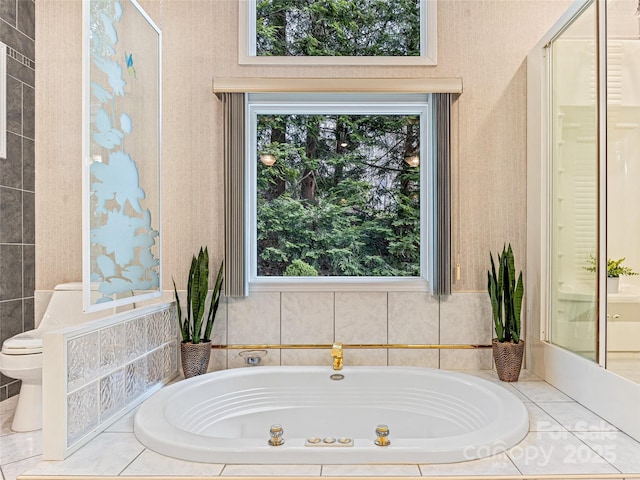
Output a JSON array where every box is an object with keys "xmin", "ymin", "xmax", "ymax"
[
  {"xmin": 492, "ymin": 338, "xmax": 524, "ymax": 382},
  {"xmin": 180, "ymin": 341, "xmax": 212, "ymax": 378}
]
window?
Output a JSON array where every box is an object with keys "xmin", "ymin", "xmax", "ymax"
[
  {"xmin": 246, "ymin": 93, "xmax": 432, "ymax": 289},
  {"xmin": 239, "ymin": 0, "xmax": 437, "ymax": 65}
]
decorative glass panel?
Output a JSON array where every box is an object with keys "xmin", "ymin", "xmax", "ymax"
[
  {"xmin": 124, "ymin": 316, "xmax": 146, "ymax": 361},
  {"xmin": 100, "ymin": 368, "xmax": 125, "ymax": 421},
  {"xmin": 83, "ymin": 0, "xmax": 162, "ymax": 310},
  {"xmin": 67, "ymin": 382, "xmax": 99, "ymax": 445},
  {"xmin": 67, "ymin": 332, "xmax": 100, "ymax": 392},
  {"xmin": 100, "ymin": 323, "xmax": 126, "ymax": 374},
  {"xmin": 125, "ymin": 356, "xmax": 147, "ymax": 403}
]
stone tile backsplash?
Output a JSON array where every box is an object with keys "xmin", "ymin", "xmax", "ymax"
[{"xmin": 221, "ymin": 291, "xmax": 493, "ymax": 370}]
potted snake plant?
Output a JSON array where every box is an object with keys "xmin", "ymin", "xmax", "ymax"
[
  {"xmin": 487, "ymin": 244, "xmax": 524, "ymax": 382},
  {"xmin": 172, "ymin": 247, "xmax": 224, "ymax": 378}
]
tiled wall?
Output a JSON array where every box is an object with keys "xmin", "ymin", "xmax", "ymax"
[
  {"xmin": 0, "ymin": 0, "xmax": 36, "ymax": 401},
  {"xmin": 43, "ymin": 302, "xmax": 178, "ymax": 460},
  {"xmin": 209, "ymin": 292, "xmax": 494, "ymax": 372}
]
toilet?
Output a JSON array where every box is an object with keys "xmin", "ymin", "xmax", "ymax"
[{"xmin": 0, "ymin": 283, "xmax": 114, "ymax": 432}]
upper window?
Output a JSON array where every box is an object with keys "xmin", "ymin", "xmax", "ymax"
[
  {"xmin": 239, "ymin": 0, "xmax": 437, "ymax": 65},
  {"xmin": 246, "ymin": 94, "xmax": 432, "ymax": 289}
]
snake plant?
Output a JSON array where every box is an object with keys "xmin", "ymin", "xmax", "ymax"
[
  {"xmin": 487, "ymin": 244, "xmax": 523, "ymax": 343},
  {"xmin": 172, "ymin": 247, "xmax": 224, "ymax": 344}
]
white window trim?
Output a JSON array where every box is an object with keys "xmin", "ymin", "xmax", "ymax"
[
  {"xmin": 246, "ymin": 93, "xmax": 433, "ymax": 292},
  {"xmin": 238, "ymin": 0, "xmax": 437, "ymax": 66}
]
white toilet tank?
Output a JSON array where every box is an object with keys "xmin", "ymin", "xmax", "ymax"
[{"xmin": 37, "ymin": 282, "xmax": 116, "ymax": 332}]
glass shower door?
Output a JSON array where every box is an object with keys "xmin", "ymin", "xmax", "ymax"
[
  {"xmin": 606, "ymin": 0, "xmax": 640, "ymax": 382},
  {"xmin": 549, "ymin": 1, "xmax": 599, "ymax": 361}
]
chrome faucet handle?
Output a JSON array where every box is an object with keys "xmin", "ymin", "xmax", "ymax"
[
  {"xmin": 268, "ymin": 424, "xmax": 285, "ymax": 446},
  {"xmin": 239, "ymin": 349, "xmax": 268, "ymax": 366},
  {"xmin": 374, "ymin": 424, "xmax": 390, "ymax": 446}
]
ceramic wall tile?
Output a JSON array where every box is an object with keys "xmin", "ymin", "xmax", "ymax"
[
  {"xmin": 281, "ymin": 292, "xmax": 334, "ymax": 344},
  {"xmin": 439, "ymin": 293, "xmax": 493, "ymax": 344},
  {"xmin": 211, "ymin": 298, "xmax": 227, "ymax": 346},
  {"xmin": 228, "ymin": 348, "xmax": 281, "ymax": 368},
  {"xmin": 227, "ymin": 292, "xmax": 280, "ymax": 344},
  {"xmin": 342, "ymin": 348, "xmax": 387, "ymax": 367},
  {"xmin": 281, "ymin": 348, "xmax": 329, "ymax": 366},
  {"xmin": 388, "ymin": 291, "xmax": 439, "ymax": 344},
  {"xmin": 208, "ymin": 349, "xmax": 228, "ymax": 372},
  {"xmin": 335, "ymin": 292, "xmax": 387, "ymax": 344},
  {"xmin": 388, "ymin": 349, "xmax": 439, "ymax": 368},
  {"xmin": 440, "ymin": 349, "xmax": 493, "ymax": 370}
]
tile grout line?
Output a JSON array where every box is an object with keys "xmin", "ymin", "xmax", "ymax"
[{"xmin": 116, "ymin": 445, "xmax": 146, "ymax": 476}]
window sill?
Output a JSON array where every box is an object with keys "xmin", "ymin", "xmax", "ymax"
[{"xmin": 249, "ymin": 277, "xmax": 430, "ymax": 293}]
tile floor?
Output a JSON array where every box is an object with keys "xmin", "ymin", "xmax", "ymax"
[{"xmin": 1, "ymin": 370, "xmax": 640, "ymax": 479}]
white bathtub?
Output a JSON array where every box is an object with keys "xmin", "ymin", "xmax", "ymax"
[{"xmin": 134, "ymin": 366, "xmax": 528, "ymax": 464}]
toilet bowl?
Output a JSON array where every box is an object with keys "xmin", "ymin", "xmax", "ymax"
[{"xmin": 0, "ymin": 283, "xmax": 116, "ymax": 432}]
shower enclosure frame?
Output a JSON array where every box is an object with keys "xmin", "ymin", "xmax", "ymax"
[{"xmin": 527, "ymin": 0, "xmax": 640, "ymax": 441}]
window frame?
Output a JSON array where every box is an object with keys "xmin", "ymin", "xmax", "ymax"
[
  {"xmin": 239, "ymin": 0, "xmax": 437, "ymax": 66},
  {"xmin": 246, "ymin": 93, "xmax": 433, "ymax": 292}
]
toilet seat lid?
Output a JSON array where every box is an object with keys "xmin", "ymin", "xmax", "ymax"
[{"xmin": 2, "ymin": 330, "xmax": 43, "ymax": 354}]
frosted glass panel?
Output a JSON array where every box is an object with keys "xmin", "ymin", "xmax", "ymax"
[
  {"xmin": 549, "ymin": 2, "xmax": 598, "ymax": 361},
  {"xmin": 84, "ymin": 0, "xmax": 161, "ymax": 310}
]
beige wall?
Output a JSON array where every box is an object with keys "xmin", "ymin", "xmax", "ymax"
[{"xmin": 35, "ymin": 0, "xmax": 572, "ymax": 294}]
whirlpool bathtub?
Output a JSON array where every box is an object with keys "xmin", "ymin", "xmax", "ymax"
[{"xmin": 134, "ymin": 366, "xmax": 528, "ymax": 464}]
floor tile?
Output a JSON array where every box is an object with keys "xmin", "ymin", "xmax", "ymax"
[
  {"xmin": 489, "ymin": 380, "xmax": 531, "ymax": 402},
  {"xmin": 23, "ymin": 432, "xmax": 144, "ymax": 476},
  {"xmin": 321, "ymin": 464, "xmax": 421, "ymax": 476},
  {"xmin": 420, "ymin": 453, "xmax": 520, "ymax": 476},
  {"xmin": 0, "ymin": 430, "xmax": 42, "ymax": 465},
  {"xmin": 122, "ymin": 449, "xmax": 224, "ymax": 476},
  {"xmin": 576, "ymin": 431, "xmax": 640, "ymax": 474},
  {"xmin": 0, "ymin": 455, "xmax": 42, "ymax": 480},
  {"xmin": 506, "ymin": 431, "xmax": 618, "ymax": 475},
  {"xmin": 538, "ymin": 402, "xmax": 618, "ymax": 432},
  {"xmin": 222, "ymin": 464, "xmax": 322, "ymax": 476},
  {"xmin": 525, "ymin": 403, "xmax": 566, "ymax": 432},
  {"xmin": 105, "ymin": 407, "xmax": 137, "ymax": 433},
  {"xmin": 511, "ymin": 381, "xmax": 573, "ymax": 402},
  {"xmin": 515, "ymin": 370, "xmax": 544, "ymax": 381}
]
